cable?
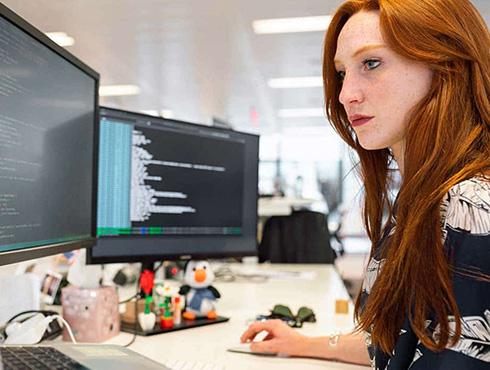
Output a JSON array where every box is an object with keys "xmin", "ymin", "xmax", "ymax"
[
  {"xmin": 119, "ymin": 262, "xmax": 162, "ymax": 304},
  {"xmin": 119, "ymin": 294, "xmax": 138, "ymax": 304},
  {"xmin": 123, "ymin": 275, "xmax": 140, "ymax": 347},
  {"xmin": 154, "ymin": 262, "xmax": 164, "ymax": 274},
  {"xmin": 47, "ymin": 315, "xmax": 77, "ymax": 344},
  {"xmin": 213, "ymin": 265, "xmax": 237, "ymax": 282},
  {"xmin": 123, "ymin": 262, "xmax": 164, "ymax": 347},
  {"xmin": 6, "ymin": 310, "xmax": 58, "ymax": 324},
  {"xmin": 214, "ymin": 264, "xmax": 268, "ymax": 283}
]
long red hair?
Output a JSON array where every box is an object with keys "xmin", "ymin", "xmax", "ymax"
[{"xmin": 323, "ymin": 0, "xmax": 490, "ymax": 354}]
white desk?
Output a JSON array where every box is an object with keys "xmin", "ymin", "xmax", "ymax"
[{"xmin": 107, "ymin": 264, "xmax": 368, "ymax": 369}]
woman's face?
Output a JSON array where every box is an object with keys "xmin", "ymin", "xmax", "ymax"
[{"xmin": 334, "ymin": 11, "xmax": 433, "ymax": 155}]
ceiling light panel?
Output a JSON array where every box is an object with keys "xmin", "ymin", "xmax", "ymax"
[
  {"xmin": 45, "ymin": 32, "xmax": 75, "ymax": 47},
  {"xmin": 140, "ymin": 110, "xmax": 159, "ymax": 116},
  {"xmin": 252, "ymin": 15, "xmax": 332, "ymax": 34},
  {"xmin": 268, "ymin": 76, "xmax": 323, "ymax": 89},
  {"xmin": 99, "ymin": 85, "xmax": 141, "ymax": 97}
]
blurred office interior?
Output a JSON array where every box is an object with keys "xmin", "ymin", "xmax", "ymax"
[{"xmin": 2, "ymin": 0, "xmax": 489, "ymax": 295}]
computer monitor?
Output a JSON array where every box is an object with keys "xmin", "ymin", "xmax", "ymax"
[
  {"xmin": 88, "ymin": 107, "xmax": 259, "ymax": 265},
  {"xmin": 0, "ymin": 4, "xmax": 99, "ymax": 266}
]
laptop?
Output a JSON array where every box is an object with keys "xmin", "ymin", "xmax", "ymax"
[{"xmin": 0, "ymin": 344, "xmax": 170, "ymax": 369}]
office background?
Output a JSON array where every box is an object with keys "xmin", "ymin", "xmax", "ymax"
[{"xmin": 2, "ymin": 0, "xmax": 489, "ymax": 246}]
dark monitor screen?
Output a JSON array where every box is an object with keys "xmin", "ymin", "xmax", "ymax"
[
  {"xmin": 0, "ymin": 4, "xmax": 99, "ymax": 266},
  {"xmin": 88, "ymin": 107, "xmax": 259, "ymax": 264}
]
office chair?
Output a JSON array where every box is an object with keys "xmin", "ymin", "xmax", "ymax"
[{"xmin": 258, "ymin": 210, "xmax": 337, "ymax": 264}]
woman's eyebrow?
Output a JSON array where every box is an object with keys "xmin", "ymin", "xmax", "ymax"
[
  {"xmin": 334, "ymin": 43, "xmax": 385, "ymax": 65},
  {"xmin": 352, "ymin": 44, "xmax": 385, "ymax": 58}
]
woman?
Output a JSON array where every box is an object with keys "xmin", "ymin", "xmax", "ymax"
[{"xmin": 240, "ymin": 0, "xmax": 490, "ymax": 368}]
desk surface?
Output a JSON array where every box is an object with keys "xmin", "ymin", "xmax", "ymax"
[{"xmin": 108, "ymin": 264, "xmax": 367, "ymax": 369}]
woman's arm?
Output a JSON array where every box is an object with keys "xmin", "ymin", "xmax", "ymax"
[
  {"xmin": 240, "ymin": 319, "xmax": 371, "ymax": 366},
  {"xmin": 305, "ymin": 331, "xmax": 371, "ymax": 365}
]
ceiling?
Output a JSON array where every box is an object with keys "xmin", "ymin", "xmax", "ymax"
[{"xmin": 2, "ymin": 0, "xmax": 489, "ymax": 137}]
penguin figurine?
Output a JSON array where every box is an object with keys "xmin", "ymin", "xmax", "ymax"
[{"xmin": 179, "ymin": 260, "xmax": 221, "ymax": 320}]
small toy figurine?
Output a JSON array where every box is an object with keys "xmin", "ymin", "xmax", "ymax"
[
  {"xmin": 138, "ymin": 269, "xmax": 156, "ymax": 331},
  {"xmin": 160, "ymin": 296, "xmax": 173, "ymax": 329},
  {"xmin": 179, "ymin": 260, "xmax": 221, "ymax": 320}
]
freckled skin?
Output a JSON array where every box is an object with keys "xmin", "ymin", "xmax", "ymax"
[{"xmin": 334, "ymin": 11, "xmax": 433, "ymax": 164}]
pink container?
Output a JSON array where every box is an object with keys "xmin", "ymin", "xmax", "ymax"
[{"xmin": 61, "ymin": 286, "xmax": 120, "ymax": 342}]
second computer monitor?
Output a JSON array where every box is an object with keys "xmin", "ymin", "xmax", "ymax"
[
  {"xmin": 88, "ymin": 107, "xmax": 259, "ymax": 264},
  {"xmin": 0, "ymin": 3, "xmax": 99, "ymax": 266}
]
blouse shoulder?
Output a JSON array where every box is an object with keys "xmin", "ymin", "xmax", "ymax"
[{"xmin": 441, "ymin": 174, "xmax": 490, "ymax": 235}]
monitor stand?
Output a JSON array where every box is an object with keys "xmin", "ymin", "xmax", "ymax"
[{"xmin": 122, "ymin": 261, "xmax": 229, "ymax": 336}]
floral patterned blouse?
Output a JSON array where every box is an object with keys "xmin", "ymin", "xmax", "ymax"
[{"xmin": 361, "ymin": 175, "xmax": 490, "ymax": 369}]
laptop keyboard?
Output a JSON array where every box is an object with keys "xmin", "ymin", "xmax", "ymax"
[
  {"xmin": 164, "ymin": 358, "xmax": 225, "ymax": 370},
  {"xmin": 0, "ymin": 346, "xmax": 89, "ymax": 370}
]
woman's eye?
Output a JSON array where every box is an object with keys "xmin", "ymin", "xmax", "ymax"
[
  {"xmin": 363, "ymin": 59, "xmax": 381, "ymax": 70},
  {"xmin": 337, "ymin": 71, "xmax": 346, "ymax": 81}
]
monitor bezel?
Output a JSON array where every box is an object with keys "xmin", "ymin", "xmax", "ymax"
[
  {"xmin": 0, "ymin": 3, "xmax": 100, "ymax": 266},
  {"xmin": 87, "ymin": 106, "xmax": 259, "ymax": 264}
]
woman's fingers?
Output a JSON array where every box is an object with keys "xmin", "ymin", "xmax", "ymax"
[
  {"xmin": 240, "ymin": 319, "xmax": 282, "ymax": 343},
  {"xmin": 240, "ymin": 319, "xmax": 300, "ymax": 356},
  {"xmin": 250, "ymin": 338, "xmax": 278, "ymax": 353},
  {"xmin": 263, "ymin": 333, "xmax": 274, "ymax": 341}
]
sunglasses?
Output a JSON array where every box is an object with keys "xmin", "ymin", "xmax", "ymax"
[{"xmin": 256, "ymin": 304, "xmax": 316, "ymax": 328}]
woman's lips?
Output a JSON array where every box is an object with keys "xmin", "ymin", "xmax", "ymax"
[{"xmin": 351, "ymin": 116, "xmax": 373, "ymax": 127}]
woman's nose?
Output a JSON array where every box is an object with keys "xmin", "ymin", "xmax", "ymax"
[{"xmin": 339, "ymin": 73, "xmax": 364, "ymax": 106}]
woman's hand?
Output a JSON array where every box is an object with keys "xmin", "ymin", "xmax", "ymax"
[
  {"xmin": 240, "ymin": 319, "xmax": 310, "ymax": 357},
  {"xmin": 240, "ymin": 320, "xmax": 371, "ymax": 365}
]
